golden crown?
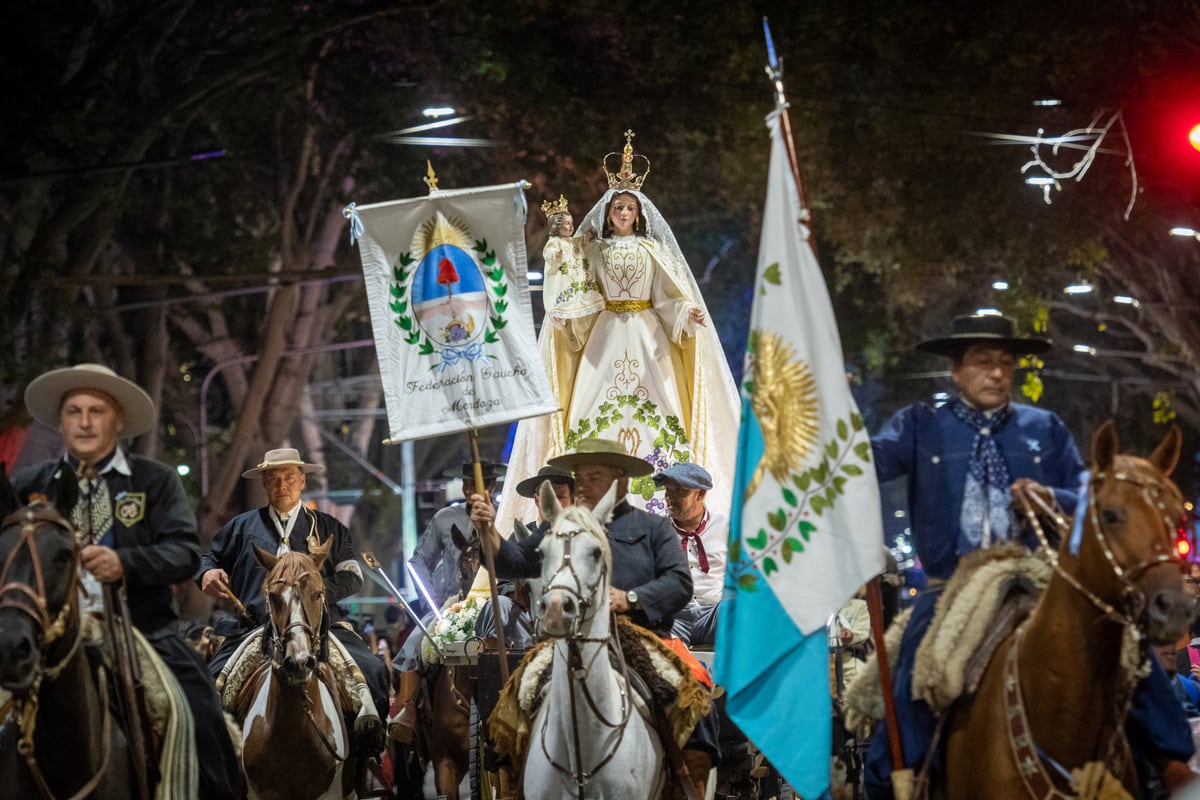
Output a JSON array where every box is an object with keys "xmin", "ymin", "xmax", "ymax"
[
  {"xmin": 541, "ymin": 194, "xmax": 569, "ymax": 217},
  {"xmin": 603, "ymin": 129, "xmax": 651, "ymax": 191}
]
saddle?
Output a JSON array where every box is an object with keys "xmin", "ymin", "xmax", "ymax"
[
  {"xmin": 842, "ymin": 544, "xmax": 1050, "ymax": 732},
  {"xmin": 85, "ymin": 611, "xmax": 197, "ymax": 800},
  {"xmin": 215, "ymin": 623, "xmax": 364, "ymax": 717},
  {"xmin": 488, "ymin": 616, "xmax": 711, "ymax": 764}
]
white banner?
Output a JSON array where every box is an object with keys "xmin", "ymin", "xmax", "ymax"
[{"xmin": 348, "ymin": 182, "xmax": 556, "ymax": 442}]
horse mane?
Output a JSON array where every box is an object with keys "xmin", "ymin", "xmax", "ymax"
[{"xmin": 551, "ymin": 504, "xmax": 613, "ymax": 575}]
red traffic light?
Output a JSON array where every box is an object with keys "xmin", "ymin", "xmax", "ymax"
[{"xmin": 1178, "ymin": 537, "xmax": 1192, "ymax": 558}]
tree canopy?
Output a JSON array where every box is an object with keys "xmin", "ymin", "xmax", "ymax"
[{"xmin": 4, "ymin": 0, "xmax": 1200, "ymax": 522}]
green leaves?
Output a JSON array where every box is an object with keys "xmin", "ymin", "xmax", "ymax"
[
  {"xmin": 747, "ymin": 528, "xmax": 768, "ymax": 548},
  {"xmin": 767, "ymin": 509, "xmax": 786, "ymax": 531},
  {"xmin": 762, "ymin": 262, "xmax": 782, "ymax": 286}
]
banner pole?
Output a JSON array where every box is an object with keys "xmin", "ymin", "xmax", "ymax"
[{"xmin": 469, "ymin": 428, "xmax": 511, "ymax": 683}]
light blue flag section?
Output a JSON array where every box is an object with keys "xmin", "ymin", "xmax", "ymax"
[
  {"xmin": 716, "ymin": 100, "xmax": 886, "ymax": 800},
  {"xmin": 718, "ymin": 400, "xmax": 833, "ymax": 799}
]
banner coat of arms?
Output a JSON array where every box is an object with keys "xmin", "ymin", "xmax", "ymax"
[{"xmin": 348, "ymin": 182, "xmax": 557, "ymax": 442}]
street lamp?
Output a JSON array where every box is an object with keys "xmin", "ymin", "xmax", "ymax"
[
  {"xmin": 1063, "ymin": 282, "xmax": 1094, "ymax": 295},
  {"xmin": 1170, "ymin": 226, "xmax": 1200, "ymax": 240}
]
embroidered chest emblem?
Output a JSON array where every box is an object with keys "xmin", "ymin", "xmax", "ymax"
[
  {"xmin": 114, "ymin": 492, "xmax": 147, "ymax": 527},
  {"xmin": 1025, "ymin": 438, "xmax": 1041, "ymax": 453}
]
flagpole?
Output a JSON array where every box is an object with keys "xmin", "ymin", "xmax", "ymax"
[
  {"xmin": 762, "ymin": 18, "xmax": 815, "ymax": 234},
  {"xmin": 468, "ymin": 427, "xmax": 511, "ymax": 684},
  {"xmin": 762, "ymin": 16, "xmax": 909, "ymax": 790}
]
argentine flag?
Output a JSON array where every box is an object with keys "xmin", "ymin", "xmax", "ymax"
[{"xmin": 714, "ymin": 106, "xmax": 886, "ymax": 798}]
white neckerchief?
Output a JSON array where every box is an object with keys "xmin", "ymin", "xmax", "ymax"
[{"xmin": 271, "ymin": 502, "xmax": 303, "ymax": 555}]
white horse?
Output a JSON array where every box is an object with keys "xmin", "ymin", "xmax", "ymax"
[{"xmin": 522, "ymin": 480, "xmax": 665, "ymax": 800}]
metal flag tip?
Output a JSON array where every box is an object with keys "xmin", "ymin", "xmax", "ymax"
[{"xmin": 763, "ymin": 17, "xmax": 778, "ymax": 70}]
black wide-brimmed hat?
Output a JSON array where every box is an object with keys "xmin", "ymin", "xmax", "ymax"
[
  {"xmin": 515, "ymin": 465, "xmax": 575, "ymax": 498},
  {"xmin": 916, "ymin": 314, "xmax": 1051, "ymax": 357},
  {"xmin": 442, "ymin": 460, "xmax": 506, "ymax": 483}
]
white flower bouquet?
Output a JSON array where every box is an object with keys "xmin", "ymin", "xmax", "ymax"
[{"xmin": 421, "ymin": 596, "xmax": 483, "ymax": 665}]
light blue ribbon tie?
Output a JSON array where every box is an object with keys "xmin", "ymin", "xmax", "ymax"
[
  {"xmin": 343, "ymin": 203, "xmax": 365, "ymax": 246},
  {"xmin": 437, "ymin": 343, "xmax": 483, "ymax": 372}
]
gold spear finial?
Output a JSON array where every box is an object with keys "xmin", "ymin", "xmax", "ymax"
[{"xmin": 424, "ymin": 160, "xmax": 439, "ymax": 191}]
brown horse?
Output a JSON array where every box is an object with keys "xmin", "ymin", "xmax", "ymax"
[
  {"xmin": 240, "ymin": 537, "xmax": 354, "ymax": 800},
  {"xmin": 944, "ymin": 422, "xmax": 1195, "ymax": 798},
  {"xmin": 0, "ymin": 498, "xmax": 136, "ymax": 799},
  {"xmin": 420, "ymin": 524, "xmax": 481, "ymax": 799}
]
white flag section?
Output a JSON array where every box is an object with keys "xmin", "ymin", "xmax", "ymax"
[
  {"xmin": 350, "ymin": 182, "xmax": 557, "ymax": 442},
  {"xmin": 714, "ymin": 108, "xmax": 885, "ymax": 798}
]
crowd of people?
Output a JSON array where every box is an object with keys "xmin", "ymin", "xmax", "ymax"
[{"xmin": 6, "ymin": 131, "xmax": 1200, "ymax": 800}]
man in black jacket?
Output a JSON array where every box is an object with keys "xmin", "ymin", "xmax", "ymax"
[
  {"xmin": 13, "ymin": 363, "xmax": 240, "ymax": 799},
  {"xmin": 199, "ymin": 448, "xmax": 388, "ymax": 751}
]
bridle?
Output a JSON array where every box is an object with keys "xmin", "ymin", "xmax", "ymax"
[
  {"xmin": 0, "ymin": 506, "xmax": 111, "ymax": 800},
  {"xmin": 535, "ymin": 522, "xmax": 609, "ymax": 642},
  {"xmin": 1016, "ymin": 466, "xmax": 1183, "ymax": 627},
  {"xmin": 1008, "ymin": 464, "xmax": 1185, "ymax": 797},
  {"xmin": 535, "ymin": 518, "xmax": 639, "ymax": 799},
  {"xmin": 263, "ymin": 560, "xmax": 344, "ymax": 762}
]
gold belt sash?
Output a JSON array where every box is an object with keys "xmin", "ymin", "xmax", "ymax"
[{"xmin": 605, "ymin": 299, "xmax": 652, "ymax": 313}]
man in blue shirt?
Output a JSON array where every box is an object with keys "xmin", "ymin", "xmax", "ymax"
[{"xmin": 865, "ymin": 315, "xmax": 1084, "ymax": 797}]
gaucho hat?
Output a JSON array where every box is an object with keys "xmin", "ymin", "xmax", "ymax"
[
  {"xmin": 25, "ymin": 363, "xmax": 156, "ymax": 438},
  {"xmin": 548, "ymin": 438, "xmax": 653, "ymax": 477},
  {"xmin": 916, "ymin": 314, "xmax": 1051, "ymax": 357},
  {"xmin": 442, "ymin": 460, "xmax": 507, "ymax": 484},
  {"xmin": 515, "ymin": 465, "xmax": 575, "ymax": 499},
  {"xmin": 242, "ymin": 448, "xmax": 326, "ymax": 478}
]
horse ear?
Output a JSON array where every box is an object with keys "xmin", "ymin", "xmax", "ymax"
[
  {"xmin": 45, "ymin": 465, "xmax": 79, "ymax": 519},
  {"xmin": 451, "ymin": 524, "xmax": 468, "ymax": 552},
  {"xmin": 1091, "ymin": 420, "xmax": 1118, "ymax": 475},
  {"xmin": 253, "ymin": 544, "xmax": 278, "ymax": 572},
  {"xmin": 592, "ymin": 480, "xmax": 618, "ymax": 525},
  {"xmin": 539, "ymin": 479, "xmax": 562, "ymax": 525},
  {"xmin": 1149, "ymin": 425, "xmax": 1183, "ymax": 477},
  {"xmin": 309, "ymin": 535, "xmax": 332, "ymax": 569},
  {"xmin": 0, "ymin": 463, "xmax": 19, "ymax": 520},
  {"xmin": 512, "ymin": 519, "xmax": 533, "ymax": 542}
]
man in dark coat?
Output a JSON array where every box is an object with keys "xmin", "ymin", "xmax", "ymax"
[
  {"xmin": 13, "ymin": 363, "xmax": 241, "ymax": 799},
  {"xmin": 477, "ymin": 437, "xmax": 716, "ymax": 799},
  {"xmin": 198, "ymin": 447, "xmax": 388, "ymax": 751}
]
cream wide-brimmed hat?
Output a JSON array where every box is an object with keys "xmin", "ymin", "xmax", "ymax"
[
  {"xmin": 548, "ymin": 437, "xmax": 653, "ymax": 477},
  {"xmin": 24, "ymin": 363, "xmax": 156, "ymax": 438},
  {"xmin": 241, "ymin": 448, "xmax": 327, "ymax": 478}
]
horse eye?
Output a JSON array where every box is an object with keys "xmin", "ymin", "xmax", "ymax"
[
  {"xmin": 1101, "ymin": 508, "xmax": 1123, "ymax": 526},
  {"xmin": 54, "ymin": 547, "xmax": 74, "ymax": 566},
  {"xmin": 591, "ymin": 547, "xmax": 602, "ymax": 561}
]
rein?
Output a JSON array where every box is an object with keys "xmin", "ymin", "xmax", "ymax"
[{"xmin": 0, "ymin": 507, "xmax": 109, "ymax": 799}]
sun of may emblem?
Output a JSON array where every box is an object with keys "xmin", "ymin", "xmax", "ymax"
[
  {"xmin": 729, "ymin": 328, "xmax": 875, "ymax": 588},
  {"xmin": 746, "ymin": 330, "xmax": 820, "ymax": 499},
  {"xmin": 389, "ymin": 211, "xmax": 509, "ymax": 371}
]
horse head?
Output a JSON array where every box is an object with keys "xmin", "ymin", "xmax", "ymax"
[
  {"xmin": 535, "ymin": 480, "xmax": 615, "ymax": 639},
  {"xmin": 254, "ymin": 536, "xmax": 332, "ymax": 686},
  {"xmin": 1070, "ymin": 421, "xmax": 1193, "ymax": 645},
  {"xmin": 0, "ymin": 499, "xmax": 82, "ymax": 694},
  {"xmin": 450, "ymin": 523, "xmax": 481, "ymax": 600}
]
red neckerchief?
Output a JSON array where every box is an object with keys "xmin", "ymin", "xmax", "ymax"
[{"xmin": 673, "ymin": 509, "xmax": 711, "ymax": 573}]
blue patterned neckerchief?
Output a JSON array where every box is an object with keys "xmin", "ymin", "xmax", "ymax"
[{"xmin": 949, "ymin": 397, "xmax": 1014, "ymax": 553}]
